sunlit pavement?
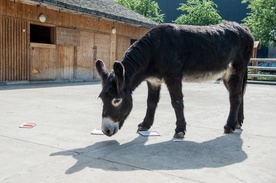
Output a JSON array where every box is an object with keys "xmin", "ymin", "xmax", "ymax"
[{"xmin": 0, "ymin": 81, "xmax": 275, "ymax": 183}]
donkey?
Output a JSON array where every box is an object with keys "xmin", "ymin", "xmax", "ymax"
[{"xmin": 96, "ymin": 21, "xmax": 254, "ymax": 139}]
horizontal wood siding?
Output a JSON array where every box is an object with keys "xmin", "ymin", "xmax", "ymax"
[
  {"xmin": 56, "ymin": 27, "xmax": 80, "ymax": 46},
  {"xmin": 0, "ymin": 16, "xmax": 29, "ymax": 81}
]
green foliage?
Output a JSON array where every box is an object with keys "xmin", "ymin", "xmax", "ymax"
[
  {"xmin": 115, "ymin": 0, "xmax": 164, "ymax": 23},
  {"xmin": 242, "ymin": 0, "xmax": 276, "ymax": 47},
  {"xmin": 174, "ymin": 0, "xmax": 222, "ymax": 26}
]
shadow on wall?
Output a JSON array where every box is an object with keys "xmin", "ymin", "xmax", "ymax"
[{"xmin": 50, "ymin": 130, "xmax": 247, "ymax": 173}]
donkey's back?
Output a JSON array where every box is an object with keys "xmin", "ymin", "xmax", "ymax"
[{"xmin": 146, "ymin": 22, "xmax": 253, "ymax": 82}]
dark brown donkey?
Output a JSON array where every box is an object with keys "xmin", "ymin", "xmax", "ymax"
[{"xmin": 96, "ymin": 21, "xmax": 254, "ymax": 139}]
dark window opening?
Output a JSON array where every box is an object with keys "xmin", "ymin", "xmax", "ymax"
[
  {"xmin": 130, "ymin": 39, "xmax": 137, "ymax": 45},
  {"xmin": 30, "ymin": 24, "xmax": 55, "ymax": 44}
]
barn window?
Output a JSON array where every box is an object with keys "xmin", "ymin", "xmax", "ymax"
[{"xmin": 30, "ymin": 24, "xmax": 55, "ymax": 44}]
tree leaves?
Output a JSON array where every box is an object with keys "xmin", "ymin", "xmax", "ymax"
[
  {"xmin": 174, "ymin": 0, "xmax": 222, "ymax": 26},
  {"xmin": 242, "ymin": 0, "xmax": 276, "ymax": 47},
  {"xmin": 115, "ymin": 0, "xmax": 164, "ymax": 23}
]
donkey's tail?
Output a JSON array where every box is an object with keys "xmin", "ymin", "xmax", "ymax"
[{"xmin": 242, "ymin": 68, "xmax": 248, "ymax": 95}]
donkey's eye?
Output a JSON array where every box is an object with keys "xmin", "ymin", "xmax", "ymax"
[{"xmin": 112, "ymin": 98, "xmax": 123, "ymax": 107}]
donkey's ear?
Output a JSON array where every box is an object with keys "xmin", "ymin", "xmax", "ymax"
[
  {"xmin": 96, "ymin": 60, "xmax": 109, "ymax": 85},
  {"xmin": 113, "ymin": 61, "xmax": 125, "ymax": 94}
]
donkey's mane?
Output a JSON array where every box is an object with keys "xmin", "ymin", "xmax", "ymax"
[{"xmin": 121, "ymin": 34, "xmax": 153, "ymax": 88}]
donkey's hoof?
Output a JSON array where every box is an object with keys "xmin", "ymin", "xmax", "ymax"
[
  {"xmin": 173, "ymin": 132, "xmax": 185, "ymax": 139},
  {"xmin": 137, "ymin": 126, "xmax": 149, "ymax": 132},
  {"xmin": 224, "ymin": 125, "xmax": 234, "ymax": 133},
  {"xmin": 235, "ymin": 124, "xmax": 242, "ymax": 129}
]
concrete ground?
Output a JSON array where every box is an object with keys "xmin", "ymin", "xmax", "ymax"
[{"xmin": 0, "ymin": 81, "xmax": 275, "ymax": 183}]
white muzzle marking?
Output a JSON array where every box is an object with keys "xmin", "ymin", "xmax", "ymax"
[{"xmin": 101, "ymin": 117, "xmax": 119, "ymax": 136}]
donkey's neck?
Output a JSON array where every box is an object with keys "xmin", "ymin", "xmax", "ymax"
[
  {"xmin": 121, "ymin": 36, "xmax": 152, "ymax": 91},
  {"xmin": 122, "ymin": 60, "xmax": 147, "ymax": 91}
]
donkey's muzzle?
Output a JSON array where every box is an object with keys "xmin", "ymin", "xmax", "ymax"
[{"xmin": 101, "ymin": 117, "xmax": 119, "ymax": 137}]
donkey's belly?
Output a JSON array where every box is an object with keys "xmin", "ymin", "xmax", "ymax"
[
  {"xmin": 183, "ymin": 63, "xmax": 234, "ymax": 82},
  {"xmin": 147, "ymin": 63, "xmax": 234, "ymax": 84},
  {"xmin": 183, "ymin": 70, "xmax": 225, "ymax": 82}
]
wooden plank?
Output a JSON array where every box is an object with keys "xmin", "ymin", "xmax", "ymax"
[
  {"xmin": 248, "ymin": 80, "xmax": 276, "ymax": 85},
  {"xmin": 250, "ymin": 58, "xmax": 276, "ymax": 62},
  {"xmin": 23, "ymin": 19, "xmax": 28, "ymax": 80},
  {"xmin": 248, "ymin": 66, "xmax": 276, "ymax": 71},
  {"xmin": 5, "ymin": 16, "xmax": 9, "ymax": 80},
  {"xmin": 63, "ymin": 46, "xmax": 74, "ymax": 80},
  {"xmin": 0, "ymin": 15, "xmax": 2, "ymax": 81},
  {"xmin": 98, "ymin": 18, "xmax": 113, "ymax": 34},
  {"xmin": 248, "ymin": 74, "xmax": 276, "ymax": 78},
  {"xmin": 3, "ymin": 16, "xmax": 6, "ymax": 81},
  {"xmin": 78, "ymin": 15, "xmax": 99, "ymax": 30},
  {"xmin": 30, "ymin": 42, "xmax": 56, "ymax": 49},
  {"xmin": 56, "ymin": 46, "xmax": 63, "ymax": 80},
  {"xmin": 12, "ymin": 17, "xmax": 15, "ymax": 80},
  {"xmin": 56, "ymin": 27, "xmax": 80, "ymax": 46},
  {"xmin": 19, "ymin": 18, "xmax": 22, "ymax": 80}
]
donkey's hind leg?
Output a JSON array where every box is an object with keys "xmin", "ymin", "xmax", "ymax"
[
  {"xmin": 236, "ymin": 69, "xmax": 248, "ymax": 129},
  {"xmin": 223, "ymin": 69, "xmax": 246, "ymax": 133},
  {"xmin": 138, "ymin": 81, "xmax": 161, "ymax": 131}
]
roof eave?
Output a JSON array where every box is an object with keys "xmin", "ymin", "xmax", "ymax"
[{"xmin": 21, "ymin": 0, "xmax": 157, "ymax": 28}]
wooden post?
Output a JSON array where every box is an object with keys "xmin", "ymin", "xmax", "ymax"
[
  {"xmin": 251, "ymin": 41, "xmax": 261, "ymax": 80},
  {"xmin": 93, "ymin": 45, "xmax": 97, "ymax": 79}
]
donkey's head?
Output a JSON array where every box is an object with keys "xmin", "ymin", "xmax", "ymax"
[{"xmin": 96, "ymin": 60, "xmax": 133, "ymax": 137}]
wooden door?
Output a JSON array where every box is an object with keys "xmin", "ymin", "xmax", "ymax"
[
  {"xmin": 56, "ymin": 45, "xmax": 74, "ymax": 80},
  {"xmin": 76, "ymin": 31, "xmax": 94, "ymax": 80},
  {"xmin": 30, "ymin": 43, "xmax": 56, "ymax": 80},
  {"xmin": 0, "ymin": 16, "xmax": 29, "ymax": 81}
]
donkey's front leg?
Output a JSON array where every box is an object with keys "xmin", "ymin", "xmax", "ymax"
[
  {"xmin": 165, "ymin": 79, "xmax": 186, "ymax": 139},
  {"xmin": 138, "ymin": 81, "xmax": 161, "ymax": 131}
]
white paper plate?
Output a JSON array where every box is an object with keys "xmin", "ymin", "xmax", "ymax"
[
  {"xmin": 138, "ymin": 130, "xmax": 160, "ymax": 136},
  {"xmin": 91, "ymin": 128, "xmax": 104, "ymax": 135},
  {"xmin": 19, "ymin": 123, "xmax": 36, "ymax": 128},
  {"xmin": 172, "ymin": 138, "xmax": 184, "ymax": 142}
]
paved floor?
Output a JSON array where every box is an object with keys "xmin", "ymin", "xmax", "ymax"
[{"xmin": 0, "ymin": 81, "xmax": 275, "ymax": 183}]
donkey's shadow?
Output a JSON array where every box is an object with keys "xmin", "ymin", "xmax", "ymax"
[{"xmin": 50, "ymin": 130, "xmax": 247, "ymax": 174}]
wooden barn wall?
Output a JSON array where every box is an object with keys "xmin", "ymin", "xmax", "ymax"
[
  {"xmin": 95, "ymin": 33, "xmax": 111, "ymax": 70},
  {"xmin": 116, "ymin": 36, "xmax": 133, "ymax": 61},
  {"xmin": 0, "ymin": 0, "xmax": 149, "ymax": 81},
  {"xmin": 0, "ymin": 15, "xmax": 29, "ymax": 81}
]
